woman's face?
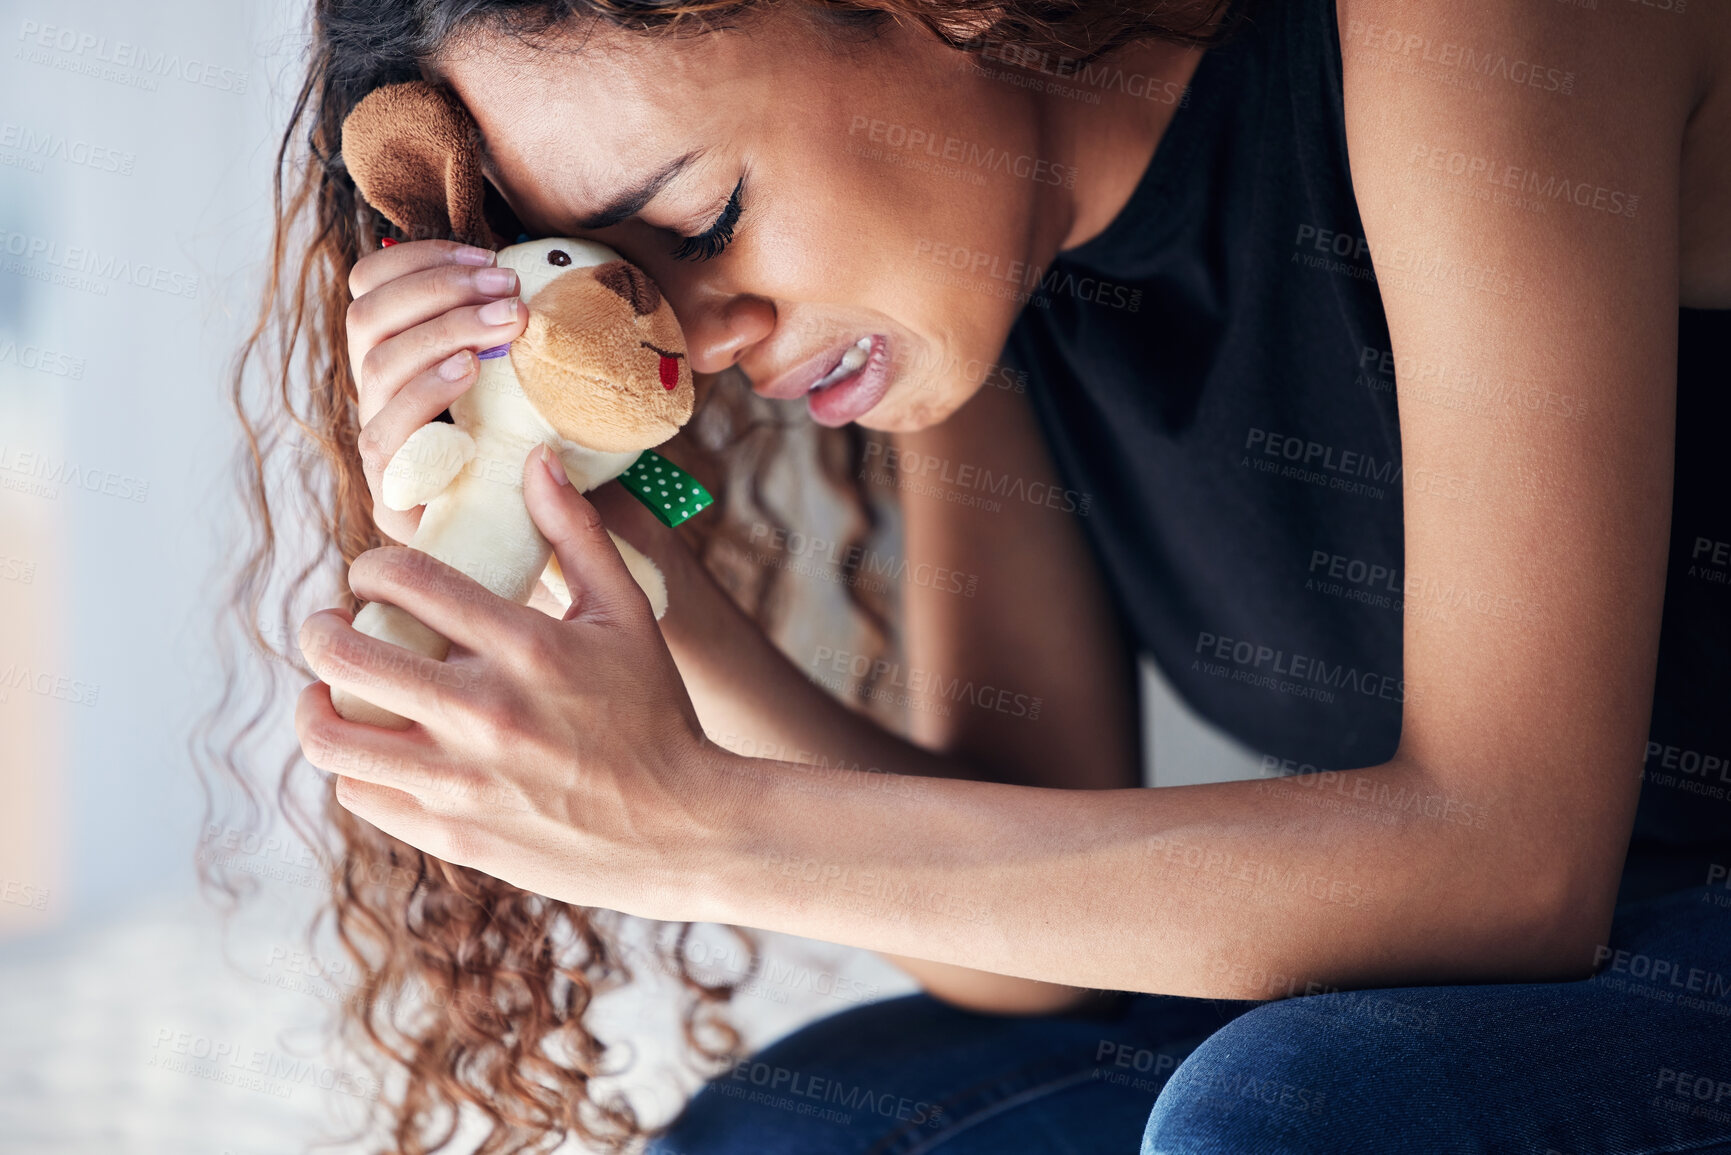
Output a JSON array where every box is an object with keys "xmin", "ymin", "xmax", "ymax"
[{"xmin": 435, "ymin": 10, "xmax": 1070, "ymax": 432}]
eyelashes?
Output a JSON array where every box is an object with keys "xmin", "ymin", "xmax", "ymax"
[{"xmin": 671, "ymin": 177, "xmax": 744, "ymax": 262}]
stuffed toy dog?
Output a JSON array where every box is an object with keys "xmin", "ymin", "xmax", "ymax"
[{"xmin": 332, "ymin": 82, "xmax": 710, "ymax": 729}]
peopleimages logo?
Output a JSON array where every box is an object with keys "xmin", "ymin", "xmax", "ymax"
[
  {"xmin": 912, "ymin": 238, "xmax": 1143, "ymax": 312},
  {"xmin": 1239, "ymin": 426, "xmax": 1403, "ymax": 502},
  {"xmin": 810, "ymin": 645, "xmax": 1044, "ymax": 721},
  {"xmin": 0, "ymin": 121, "xmax": 135, "ymax": 175},
  {"xmin": 1192, "ymin": 629, "xmax": 1409, "ymax": 706},
  {"xmin": 747, "ymin": 523, "xmax": 980, "ymax": 598},
  {"xmin": 847, "ymin": 116, "xmax": 1078, "ymax": 188},
  {"xmin": 0, "ymin": 339, "xmax": 84, "ymax": 379},
  {"xmin": 862, "ymin": 440, "xmax": 1092, "ymax": 516},
  {"xmin": 1341, "ymin": 19, "xmax": 1577, "ymax": 95},
  {"xmin": 1406, "ymin": 141, "xmax": 1639, "ymax": 219},
  {"xmin": 1, "ymin": 878, "xmax": 49, "ymax": 911},
  {"xmin": 0, "ymin": 442, "xmax": 150, "ymax": 502},
  {"xmin": 0, "ymin": 662, "xmax": 100, "ymax": 707},
  {"xmin": 15, "ymin": 19, "xmax": 249, "ymax": 93},
  {"xmin": 973, "ymin": 39, "xmax": 1191, "ymax": 106},
  {"xmin": 722, "ymin": 1058, "xmax": 947, "ymax": 1129},
  {"xmin": 0, "ymin": 227, "xmax": 200, "ymax": 299},
  {"xmin": 147, "ymin": 1028, "xmax": 381, "ymax": 1102}
]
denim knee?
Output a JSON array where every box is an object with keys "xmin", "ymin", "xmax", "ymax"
[
  {"xmin": 656, "ymin": 992, "xmax": 1235, "ymax": 1155},
  {"xmin": 1140, "ymin": 888, "xmax": 1731, "ymax": 1154},
  {"xmin": 1140, "ymin": 993, "xmax": 1426, "ymax": 1155}
]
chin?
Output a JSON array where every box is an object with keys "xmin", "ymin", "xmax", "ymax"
[{"xmin": 853, "ymin": 378, "xmax": 977, "ymax": 433}]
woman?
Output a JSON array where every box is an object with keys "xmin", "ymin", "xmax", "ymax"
[{"xmin": 252, "ymin": 0, "xmax": 1731, "ymax": 1149}]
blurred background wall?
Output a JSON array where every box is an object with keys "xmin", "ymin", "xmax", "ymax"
[
  {"xmin": 1, "ymin": 0, "xmax": 277, "ymax": 938},
  {"xmin": 0, "ymin": 1, "xmax": 1263, "ymax": 1150}
]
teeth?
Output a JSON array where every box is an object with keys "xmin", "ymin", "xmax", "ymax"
[{"xmin": 811, "ymin": 337, "xmax": 873, "ymax": 392}]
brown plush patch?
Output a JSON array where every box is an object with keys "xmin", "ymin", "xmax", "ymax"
[
  {"xmin": 512, "ymin": 267, "xmax": 695, "ymax": 453},
  {"xmin": 340, "ymin": 81, "xmax": 496, "ymax": 248},
  {"xmin": 595, "ymin": 261, "xmax": 662, "ymax": 315}
]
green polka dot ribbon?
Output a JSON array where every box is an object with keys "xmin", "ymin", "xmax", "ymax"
[{"xmin": 617, "ymin": 450, "xmax": 714, "ymax": 528}]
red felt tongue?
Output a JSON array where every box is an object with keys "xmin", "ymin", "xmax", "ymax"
[{"xmin": 659, "ymin": 355, "xmax": 679, "ymax": 389}]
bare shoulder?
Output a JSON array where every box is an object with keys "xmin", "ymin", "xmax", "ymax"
[
  {"xmin": 1335, "ymin": 0, "xmax": 1731, "ymax": 304},
  {"xmin": 1310, "ymin": 0, "xmax": 1726, "ymax": 938},
  {"xmin": 1336, "ymin": 0, "xmax": 1722, "ymax": 82}
]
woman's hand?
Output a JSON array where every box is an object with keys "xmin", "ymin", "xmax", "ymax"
[
  {"xmin": 345, "ymin": 239, "xmax": 529, "ymax": 544},
  {"xmin": 580, "ymin": 482, "xmax": 794, "ymax": 735},
  {"xmin": 295, "ymin": 449, "xmax": 734, "ymax": 921}
]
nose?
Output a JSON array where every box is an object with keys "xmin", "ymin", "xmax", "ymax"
[
  {"xmin": 595, "ymin": 261, "xmax": 662, "ymax": 315},
  {"xmin": 682, "ymin": 294, "xmax": 776, "ymax": 375}
]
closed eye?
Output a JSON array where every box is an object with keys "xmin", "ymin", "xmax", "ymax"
[{"xmin": 671, "ymin": 177, "xmax": 744, "ymax": 262}]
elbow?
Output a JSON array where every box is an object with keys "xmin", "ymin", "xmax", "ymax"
[
  {"xmin": 1496, "ymin": 857, "xmax": 1621, "ymax": 982},
  {"xmin": 884, "ymin": 953, "xmax": 1116, "ymax": 1016},
  {"xmin": 927, "ymin": 981, "xmax": 1118, "ymax": 1017}
]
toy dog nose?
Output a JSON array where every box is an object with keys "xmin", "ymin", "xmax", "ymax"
[{"xmin": 595, "ymin": 261, "xmax": 661, "ymax": 316}]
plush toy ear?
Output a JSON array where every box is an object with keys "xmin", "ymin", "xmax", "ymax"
[{"xmin": 340, "ymin": 81, "xmax": 496, "ymax": 248}]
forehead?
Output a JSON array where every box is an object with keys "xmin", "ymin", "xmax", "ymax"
[{"xmin": 432, "ymin": 23, "xmax": 749, "ymax": 225}]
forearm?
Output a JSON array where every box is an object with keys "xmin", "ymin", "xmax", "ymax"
[
  {"xmin": 692, "ymin": 748, "xmax": 1599, "ymax": 1000},
  {"xmin": 659, "ymin": 562, "xmax": 1117, "ymax": 1008},
  {"xmin": 656, "ymin": 555, "xmax": 1117, "ymax": 1008},
  {"xmin": 660, "ymin": 579, "xmax": 981, "ymax": 783},
  {"xmin": 654, "ymin": 532, "xmax": 1035, "ymax": 789}
]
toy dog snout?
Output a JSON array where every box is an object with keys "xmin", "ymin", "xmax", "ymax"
[{"xmin": 502, "ymin": 242, "xmax": 696, "ymax": 454}]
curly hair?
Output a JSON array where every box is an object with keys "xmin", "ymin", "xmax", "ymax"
[{"xmin": 197, "ymin": 1, "xmax": 1234, "ymax": 1151}]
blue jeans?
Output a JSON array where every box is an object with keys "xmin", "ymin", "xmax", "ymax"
[{"xmin": 650, "ymin": 884, "xmax": 1731, "ymax": 1154}]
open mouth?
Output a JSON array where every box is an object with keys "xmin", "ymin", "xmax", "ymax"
[
  {"xmin": 804, "ymin": 335, "xmax": 891, "ymax": 428},
  {"xmin": 640, "ymin": 341, "xmax": 685, "ymax": 390},
  {"xmin": 809, "ymin": 337, "xmax": 873, "ymax": 393}
]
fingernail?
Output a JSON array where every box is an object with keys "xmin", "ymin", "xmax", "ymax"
[
  {"xmin": 452, "ymin": 245, "xmax": 495, "ymax": 266},
  {"xmin": 478, "ymin": 297, "xmax": 520, "ymax": 326},
  {"xmin": 437, "ymin": 350, "xmax": 473, "ymax": 381},
  {"xmin": 542, "ymin": 445, "xmax": 568, "ymax": 485},
  {"xmin": 475, "ymin": 267, "xmax": 517, "ymax": 295}
]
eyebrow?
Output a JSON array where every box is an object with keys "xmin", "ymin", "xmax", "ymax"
[{"xmin": 575, "ymin": 149, "xmax": 704, "ymax": 230}]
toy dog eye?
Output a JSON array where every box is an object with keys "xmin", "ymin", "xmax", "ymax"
[{"xmin": 547, "ymin": 249, "xmax": 571, "ymax": 266}]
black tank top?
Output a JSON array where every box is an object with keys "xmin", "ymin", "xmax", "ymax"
[{"xmin": 1004, "ymin": 0, "xmax": 1731, "ymax": 881}]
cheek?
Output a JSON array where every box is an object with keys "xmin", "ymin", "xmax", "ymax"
[
  {"xmin": 753, "ymin": 107, "xmax": 1037, "ymax": 291},
  {"xmin": 761, "ymin": 151, "xmax": 1035, "ymax": 332},
  {"xmin": 872, "ymin": 249, "xmax": 1030, "ymax": 430}
]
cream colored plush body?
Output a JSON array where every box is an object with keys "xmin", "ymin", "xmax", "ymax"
[{"xmin": 332, "ymin": 239, "xmax": 672, "ymax": 729}]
